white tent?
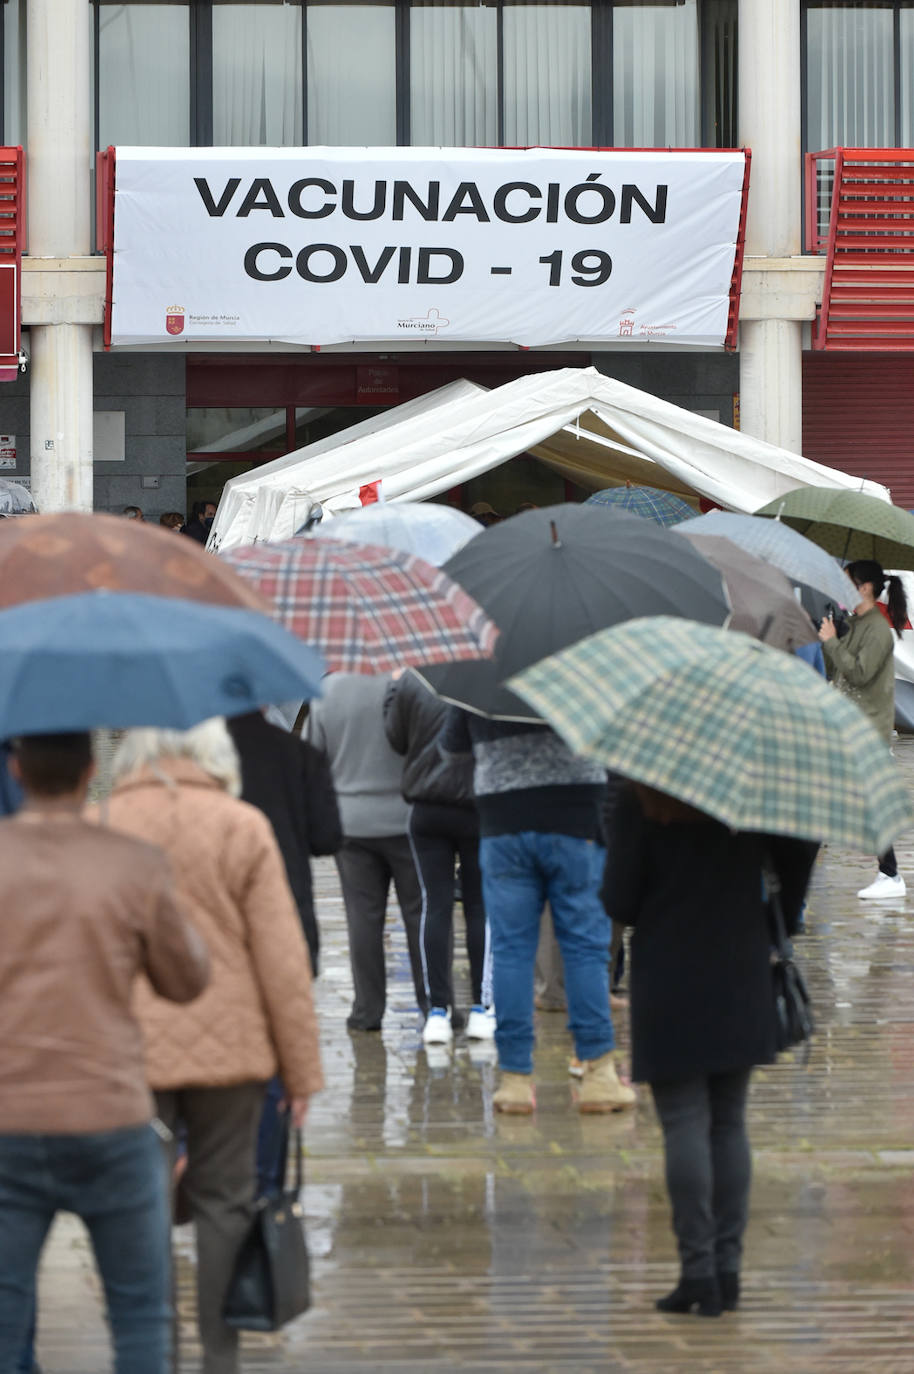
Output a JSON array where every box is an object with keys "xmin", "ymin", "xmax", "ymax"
[
  {"xmin": 211, "ymin": 379, "xmax": 486, "ymax": 552},
  {"xmin": 210, "ymin": 365, "xmax": 890, "ymax": 552}
]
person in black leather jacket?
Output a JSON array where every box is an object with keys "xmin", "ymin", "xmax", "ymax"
[{"xmin": 384, "ymin": 671, "xmax": 492, "ymax": 1046}]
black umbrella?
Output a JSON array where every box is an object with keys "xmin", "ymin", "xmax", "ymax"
[{"xmin": 416, "ymin": 504, "xmax": 730, "ymax": 720}]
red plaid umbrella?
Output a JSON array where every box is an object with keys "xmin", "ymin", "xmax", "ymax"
[{"xmin": 221, "ymin": 536, "xmax": 498, "ymax": 674}]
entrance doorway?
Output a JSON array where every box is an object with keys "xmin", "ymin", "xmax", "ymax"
[
  {"xmin": 186, "ymin": 351, "xmax": 592, "ymax": 513},
  {"xmin": 186, "ymin": 403, "xmax": 386, "ymax": 512}
]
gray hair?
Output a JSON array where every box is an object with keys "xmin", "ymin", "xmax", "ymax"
[{"xmin": 111, "ymin": 717, "xmax": 242, "ymax": 797}]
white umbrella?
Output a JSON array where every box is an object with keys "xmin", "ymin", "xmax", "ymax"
[
  {"xmin": 0, "ymin": 479, "xmax": 37, "ymax": 516},
  {"xmin": 310, "ymin": 501, "xmax": 480, "ymax": 567}
]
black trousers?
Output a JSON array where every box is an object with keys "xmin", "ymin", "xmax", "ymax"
[
  {"xmin": 408, "ymin": 801, "xmax": 488, "ymax": 1009},
  {"xmin": 156, "ymin": 1082, "xmax": 265, "ymax": 1374},
  {"xmin": 335, "ymin": 834, "xmax": 427, "ymax": 1028},
  {"xmin": 879, "ymin": 846, "xmax": 898, "ymax": 878},
  {"xmin": 650, "ymin": 1070, "xmax": 752, "ymax": 1280}
]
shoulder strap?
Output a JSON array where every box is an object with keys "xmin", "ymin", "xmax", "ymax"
[
  {"xmin": 277, "ymin": 1110, "xmax": 304, "ymax": 1198},
  {"xmin": 762, "ymin": 859, "xmax": 790, "ymax": 956}
]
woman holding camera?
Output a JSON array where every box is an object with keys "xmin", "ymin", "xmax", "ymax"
[{"xmin": 819, "ymin": 558, "xmax": 908, "ymax": 899}]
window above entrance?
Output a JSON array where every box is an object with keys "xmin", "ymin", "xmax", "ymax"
[{"xmin": 90, "ymin": 0, "xmax": 738, "ymax": 151}]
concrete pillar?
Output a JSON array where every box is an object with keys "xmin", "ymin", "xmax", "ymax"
[
  {"xmin": 738, "ymin": 318, "xmax": 804, "ymax": 455},
  {"xmin": 28, "ymin": 326, "xmax": 95, "ymax": 510},
  {"xmin": 737, "ymin": 0, "xmax": 804, "ymax": 454},
  {"xmin": 27, "ymin": 0, "xmax": 94, "ymax": 511}
]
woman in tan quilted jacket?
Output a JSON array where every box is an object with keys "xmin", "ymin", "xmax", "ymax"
[{"xmin": 99, "ymin": 718, "xmax": 324, "ymax": 1374}]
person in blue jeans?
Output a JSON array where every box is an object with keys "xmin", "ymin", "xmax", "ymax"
[
  {"xmin": 0, "ymin": 740, "xmax": 37, "ymax": 1374},
  {"xmin": 0, "ymin": 739, "xmax": 40, "ymax": 1374},
  {"xmin": 0, "ymin": 732, "xmax": 210, "ymax": 1374},
  {"xmin": 440, "ymin": 711, "xmax": 636, "ymax": 1116}
]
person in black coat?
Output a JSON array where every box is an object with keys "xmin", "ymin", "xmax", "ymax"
[
  {"xmin": 227, "ymin": 710, "xmax": 341, "ymax": 1198},
  {"xmin": 227, "ymin": 710, "xmax": 342, "ymax": 975},
  {"xmin": 181, "ymin": 499, "xmax": 216, "ymax": 544},
  {"xmin": 604, "ymin": 783, "xmax": 817, "ymax": 1318},
  {"xmin": 383, "ymin": 671, "xmax": 491, "ymax": 1046}
]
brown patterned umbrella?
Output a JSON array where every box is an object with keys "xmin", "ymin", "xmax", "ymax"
[{"xmin": 0, "ymin": 512, "xmax": 267, "ymax": 612}]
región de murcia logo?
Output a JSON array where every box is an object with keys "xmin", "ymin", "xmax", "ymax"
[{"xmin": 165, "ymin": 305, "xmax": 185, "ymax": 336}]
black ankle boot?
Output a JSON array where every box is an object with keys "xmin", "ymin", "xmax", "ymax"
[
  {"xmin": 718, "ymin": 1271, "xmax": 740, "ymax": 1311},
  {"xmin": 656, "ymin": 1276, "xmax": 722, "ymax": 1317}
]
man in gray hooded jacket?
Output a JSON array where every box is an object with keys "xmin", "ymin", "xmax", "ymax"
[{"xmin": 306, "ymin": 672, "xmax": 427, "ymax": 1031}]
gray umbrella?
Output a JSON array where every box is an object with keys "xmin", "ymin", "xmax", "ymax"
[
  {"xmin": 678, "ymin": 531, "xmax": 817, "ymax": 652},
  {"xmin": 679, "ymin": 511, "xmax": 857, "ymax": 609},
  {"xmin": 415, "ymin": 503, "xmax": 729, "ymax": 721}
]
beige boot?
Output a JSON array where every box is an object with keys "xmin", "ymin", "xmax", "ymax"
[
  {"xmin": 578, "ymin": 1052, "xmax": 636, "ymax": 1114},
  {"xmin": 493, "ymin": 1071, "xmax": 535, "ymax": 1115}
]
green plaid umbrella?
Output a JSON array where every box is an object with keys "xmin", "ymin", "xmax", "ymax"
[
  {"xmin": 508, "ymin": 617, "xmax": 912, "ymax": 853},
  {"xmin": 755, "ymin": 488, "xmax": 914, "ymax": 571},
  {"xmin": 586, "ymin": 485, "xmax": 695, "ymax": 527}
]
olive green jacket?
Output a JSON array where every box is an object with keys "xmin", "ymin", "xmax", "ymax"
[{"xmin": 822, "ymin": 606, "xmax": 895, "ymax": 743}]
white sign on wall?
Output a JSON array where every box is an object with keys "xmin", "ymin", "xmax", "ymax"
[
  {"xmin": 93, "ymin": 410, "xmax": 126, "ymax": 462},
  {"xmin": 109, "ymin": 147, "xmax": 748, "ymax": 351},
  {"xmin": 0, "ymin": 434, "xmax": 14, "ymax": 468}
]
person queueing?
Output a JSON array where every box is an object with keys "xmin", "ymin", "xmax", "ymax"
[
  {"xmin": 604, "ymin": 783, "xmax": 817, "ymax": 1317},
  {"xmin": 441, "ymin": 709, "xmax": 635, "ymax": 1115},
  {"xmin": 100, "ymin": 720, "xmax": 323, "ymax": 1374},
  {"xmin": 0, "ymin": 733, "xmax": 209, "ymax": 1374},
  {"xmin": 306, "ymin": 673, "xmax": 428, "ymax": 1032},
  {"xmin": 383, "ymin": 670, "xmax": 493, "ymax": 1047},
  {"xmin": 181, "ymin": 499, "xmax": 217, "ymax": 544},
  {"xmin": 818, "ymin": 558, "xmax": 908, "ymax": 899},
  {"xmin": 227, "ymin": 708, "xmax": 341, "ymax": 1196}
]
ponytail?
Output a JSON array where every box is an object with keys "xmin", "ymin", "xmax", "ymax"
[
  {"xmin": 847, "ymin": 559, "xmax": 909, "ymax": 638},
  {"xmin": 886, "ymin": 574, "xmax": 909, "ymax": 638}
]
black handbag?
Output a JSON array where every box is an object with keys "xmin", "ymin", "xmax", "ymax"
[
  {"xmin": 764, "ymin": 863, "xmax": 815, "ymax": 1057},
  {"xmin": 222, "ymin": 1113, "xmax": 311, "ymax": 1332}
]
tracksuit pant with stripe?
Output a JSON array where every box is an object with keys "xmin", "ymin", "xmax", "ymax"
[{"xmin": 408, "ymin": 801, "xmax": 490, "ymax": 1010}]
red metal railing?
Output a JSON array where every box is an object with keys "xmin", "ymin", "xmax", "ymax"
[
  {"xmin": 805, "ymin": 147, "xmax": 914, "ymax": 351},
  {"xmin": 97, "ymin": 148, "xmax": 116, "ymax": 348},
  {"xmin": 0, "ymin": 147, "xmax": 25, "ymax": 377},
  {"xmin": 725, "ymin": 148, "xmax": 751, "ymax": 351}
]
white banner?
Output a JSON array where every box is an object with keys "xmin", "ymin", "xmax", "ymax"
[{"xmin": 109, "ymin": 147, "xmax": 747, "ymax": 350}]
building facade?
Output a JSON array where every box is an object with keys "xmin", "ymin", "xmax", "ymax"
[{"xmin": 2, "ymin": 0, "xmax": 914, "ymax": 519}]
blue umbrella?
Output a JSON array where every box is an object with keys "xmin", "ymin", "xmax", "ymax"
[
  {"xmin": 586, "ymin": 485, "xmax": 695, "ymax": 527},
  {"xmin": 0, "ymin": 591, "xmax": 325, "ymax": 736}
]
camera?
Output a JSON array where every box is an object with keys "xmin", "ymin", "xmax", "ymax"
[{"xmin": 820, "ymin": 602, "xmax": 851, "ymax": 638}]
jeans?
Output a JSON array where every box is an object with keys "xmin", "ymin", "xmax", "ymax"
[
  {"xmin": 651, "ymin": 1071, "xmax": 753, "ymax": 1279},
  {"xmin": 0, "ymin": 1123, "xmax": 171, "ymax": 1374},
  {"xmin": 256, "ymin": 1076, "xmax": 287, "ymax": 1198},
  {"xmin": 408, "ymin": 802, "xmax": 489, "ymax": 1009},
  {"xmin": 479, "ymin": 831, "xmax": 614, "ymax": 1074},
  {"xmin": 14, "ymin": 1305, "xmax": 35, "ymax": 1374}
]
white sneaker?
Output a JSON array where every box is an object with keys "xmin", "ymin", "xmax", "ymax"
[
  {"xmin": 857, "ymin": 872, "xmax": 906, "ymax": 900},
  {"xmin": 465, "ymin": 1005, "xmax": 496, "ymax": 1040},
  {"xmin": 422, "ymin": 1007, "xmax": 453, "ymax": 1044}
]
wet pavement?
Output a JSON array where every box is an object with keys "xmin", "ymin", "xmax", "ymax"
[{"xmin": 36, "ymin": 741, "xmax": 914, "ymax": 1372}]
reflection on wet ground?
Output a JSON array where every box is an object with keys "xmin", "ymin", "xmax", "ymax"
[{"xmin": 38, "ymin": 742, "xmax": 914, "ymax": 1371}]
